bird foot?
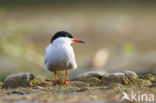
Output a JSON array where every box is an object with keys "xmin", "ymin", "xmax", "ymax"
[{"xmin": 63, "ymin": 79, "xmax": 68, "ymax": 84}]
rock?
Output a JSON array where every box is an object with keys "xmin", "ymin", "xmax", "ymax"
[
  {"xmin": 100, "ymin": 71, "xmax": 153, "ymax": 86},
  {"xmin": 124, "ymin": 71, "xmax": 138, "ymax": 79},
  {"xmin": 137, "ymin": 74, "xmax": 154, "ymax": 86},
  {"xmin": 73, "ymin": 71, "xmax": 107, "ymax": 79},
  {"xmin": 32, "ymin": 86, "xmax": 43, "ymax": 89},
  {"xmin": 100, "ymin": 72, "xmax": 126, "ymax": 85},
  {"xmin": 72, "ymin": 71, "xmax": 107, "ymax": 83},
  {"xmin": 6, "ymin": 91, "xmax": 30, "ymax": 95},
  {"xmin": 124, "ymin": 71, "xmax": 138, "ymax": 84},
  {"xmin": 149, "ymin": 75, "xmax": 156, "ymax": 88},
  {"xmin": 149, "ymin": 83, "xmax": 156, "ymax": 88},
  {"xmin": 2, "ymin": 73, "xmax": 34, "ymax": 88},
  {"xmin": 138, "ymin": 74, "xmax": 154, "ymax": 81},
  {"xmin": 36, "ymin": 75, "xmax": 46, "ymax": 82},
  {"xmin": 28, "ymin": 75, "xmax": 49, "ymax": 87}
]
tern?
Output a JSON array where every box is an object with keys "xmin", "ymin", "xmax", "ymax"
[{"xmin": 44, "ymin": 31, "xmax": 85, "ymax": 84}]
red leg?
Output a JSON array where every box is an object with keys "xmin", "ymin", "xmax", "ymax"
[
  {"xmin": 54, "ymin": 71, "xmax": 58, "ymax": 82},
  {"xmin": 63, "ymin": 69, "xmax": 68, "ymax": 84}
]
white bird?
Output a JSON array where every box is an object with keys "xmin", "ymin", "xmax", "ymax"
[{"xmin": 44, "ymin": 31, "xmax": 85, "ymax": 84}]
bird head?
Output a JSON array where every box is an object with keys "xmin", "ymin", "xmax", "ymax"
[{"xmin": 51, "ymin": 31, "xmax": 85, "ymax": 45}]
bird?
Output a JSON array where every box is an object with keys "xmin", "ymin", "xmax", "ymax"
[{"xmin": 44, "ymin": 31, "xmax": 85, "ymax": 84}]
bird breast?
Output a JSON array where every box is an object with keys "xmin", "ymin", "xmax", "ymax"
[{"xmin": 45, "ymin": 44, "xmax": 77, "ymax": 72}]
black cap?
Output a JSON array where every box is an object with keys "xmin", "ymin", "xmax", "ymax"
[{"xmin": 51, "ymin": 31, "xmax": 74, "ymax": 43}]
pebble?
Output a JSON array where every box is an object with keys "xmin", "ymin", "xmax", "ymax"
[
  {"xmin": 32, "ymin": 86, "xmax": 43, "ymax": 89},
  {"xmin": 6, "ymin": 91, "xmax": 30, "ymax": 95}
]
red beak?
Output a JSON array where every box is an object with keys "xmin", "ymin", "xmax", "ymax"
[{"xmin": 72, "ymin": 39, "xmax": 85, "ymax": 43}]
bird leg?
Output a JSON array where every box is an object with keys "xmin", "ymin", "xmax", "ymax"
[
  {"xmin": 63, "ymin": 69, "xmax": 68, "ymax": 84},
  {"xmin": 53, "ymin": 71, "xmax": 58, "ymax": 82}
]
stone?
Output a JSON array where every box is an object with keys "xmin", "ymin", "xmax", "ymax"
[
  {"xmin": 72, "ymin": 71, "xmax": 107, "ymax": 83},
  {"xmin": 149, "ymin": 75, "xmax": 156, "ymax": 88},
  {"xmin": 100, "ymin": 71, "xmax": 153, "ymax": 86},
  {"xmin": 139, "ymin": 74, "xmax": 154, "ymax": 81},
  {"xmin": 6, "ymin": 91, "xmax": 30, "ymax": 95},
  {"xmin": 29, "ymin": 75, "xmax": 49, "ymax": 86},
  {"xmin": 32, "ymin": 86, "xmax": 43, "ymax": 89},
  {"xmin": 2, "ymin": 73, "xmax": 34, "ymax": 88},
  {"xmin": 73, "ymin": 71, "xmax": 107, "ymax": 79},
  {"xmin": 149, "ymin": 83, "xmax": 156, "ymax": 88},
  {"xmin": 124, "ymin": 71, "xmax": 138, "ymax": 79},
  {"xmin": 100, "ymin": 72, "xmax": 126, "ymax": 85}
]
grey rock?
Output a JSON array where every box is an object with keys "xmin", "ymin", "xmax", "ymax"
[
  {"xmin": 6, "ymin": 91, "xmax": 30, "ymax": 95},
  {"xmin": 100, "ymin": 71, "xmax": 139, "ymax": 85},
  {"xmin": 149, "ymin": 83, "xmax": 156, "ymax": 88},
  {"xmin": 2, "ymin": 73, "xmax": 34, "ymax": 88},
  {"xmin": 32, "ymin": 86, "xmax": 43, "ymax": 89},
  {"xmin": 150, "ymin": 76, "xmax": 156, "ymax": 88},
  {"xmin": 124, "ymin": 71, "xmax": 138, "ymax": 79},
  {"xmin": 73, "ymin": 71, "xmax": 107, "ymax": 79},
  {"xmin": 101, "ymin": 72, "xmax": 126, "ymax": 85},
  {"xmin": 100, "ymin": 71, "xmax": 153, "ymax": 86},
  {"xmin": 72, "ymin": 71, "xmax": 107, "ymax": 83}
]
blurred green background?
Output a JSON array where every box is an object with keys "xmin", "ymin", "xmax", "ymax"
[{"xmin": 0, "ymin": 0, "xmax": 156, "ymax": 81}]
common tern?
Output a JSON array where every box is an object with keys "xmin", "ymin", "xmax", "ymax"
[{"xmin": 44, "ymin": 31, "xmax": 85, "ymax": 84}]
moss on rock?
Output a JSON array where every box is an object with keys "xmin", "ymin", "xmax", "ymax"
[
  {"xmin": 29, "ymin": 75, "xmax": 50, "ymax": 86},
  {"xmin": 139, "ymin": 74, "xmax": 154, "ymax": 81},
  {"xmin": 1, "ymin": 71, "xmax": 155, "ymax": 89},
  {"xmin": 100, "ymin": 71, "xmax": 153, "ymax": 86}
]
